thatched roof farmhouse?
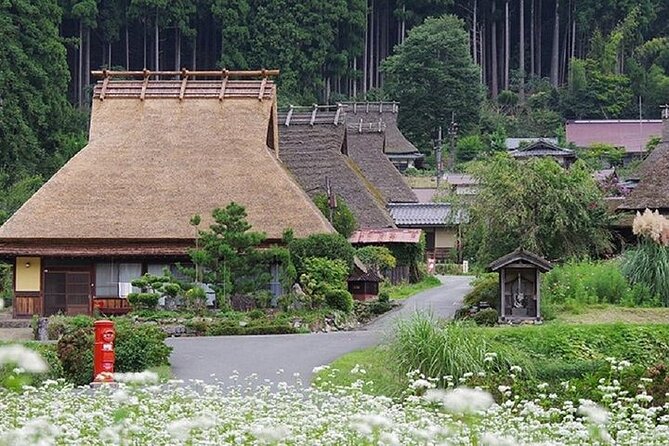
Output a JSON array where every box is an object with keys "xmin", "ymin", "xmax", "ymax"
[
  {"xmin": 618, "ymin": 117, "xmax": 669, "ymax": 213},
  {"xmin": 0, "ymin": 70, "xmax": 333, "ymax": 318},
  {"xmin": 277, "ymin": 105, "xmax": 395, "ymax": 228}
]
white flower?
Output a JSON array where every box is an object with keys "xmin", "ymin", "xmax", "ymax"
[
  {"xmin": 510, "ymin": 365, "xmax": 523, "ymax": 373},
  {"xmin": 351, "ymin": 364, "xmax": 367, "ymax": 375},
  {"xmin": 114, "ymin": 371, "xmax": 159, "ymax": 384},
  {"xmin": 312, "ymin": 365, "xmax": 329, "ymax": 373},
  {"xmin": 440, "ymin": 387, "xmax": 494, "ymax": 413},
  {"xmin": 250, "ymin": 424, "xmax": 290, "ymax": 444},
  {"xmin": 379, "ymin": 431, "xmax": 401, "ymax": 446},
  {"xmin": 578, "ymin": 400, "xmax": 610, "ymax": 425},
  {"xmin": 0, "ymin": 344, "xmax": 48, "ymax": 373},
  {"xmin": 410, "ymin": 379, "xmax": 435, "ymax": 390}
]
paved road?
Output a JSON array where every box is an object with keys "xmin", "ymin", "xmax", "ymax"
[{"xmin": 167, "ymin": 275, "xmax": 472, "ymax": 386}]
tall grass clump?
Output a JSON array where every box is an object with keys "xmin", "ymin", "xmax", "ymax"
[
  {"xmin": 392, "ymin": 313, "xmax": 533, "ymax": 385},
  {"xmin": 621, "ymin": 209, "xmax": 669, "ymax": 306},
  {"xmin": 542, "ymin": 260, "xmax": 630, "ymax": 307}
]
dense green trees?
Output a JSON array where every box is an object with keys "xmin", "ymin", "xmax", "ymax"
[
  {"xmin": 383, "ymin": 15, "xmax": 483, "ymax": 148},
  {"xmin": 465, "ymin": 154, "xmax": 612, "ymax": 265},
  {"xmin": 0, "ymin": 0, "xmax": 86, "ymax": 223}
]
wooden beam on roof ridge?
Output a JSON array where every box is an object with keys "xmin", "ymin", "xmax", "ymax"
[
  {"xmin": 92, "ymin": 69, "xmax": 280, "ymax": 79},
  {"xmin": 99, "ymin": 69, "xmax": 110, "ymax": 101},
  {"xmin": 179, "ymin": 68, "xmax": 189, "ymax": 101},
  {"xmin": 219, "ymin": 69, "xmax": 229, "ymax": 101},
  {"xmin": 140, "ymin": 69, "xmax": 150, "ymax": 101}
]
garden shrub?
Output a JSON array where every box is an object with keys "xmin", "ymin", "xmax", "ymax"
[
  {"xmin": 463, "ymin": 273, "xmax": 499, "ymax": 310},
  {"xmin": 378, "ymin": 291, "xmax": 390, "ymax": 303},
  {"xmin": 300, "ymin": 257, "xmax": 349, "ymax": 306},
  {"xmin": 0, "ymin": 342, "xmax": 64, "ymax": 386},
  {"xmin": 57, "ymin": 320, "xmax": 172, "ymax": 386},
  {"xmin": 289, "ymin": 233, "xmax": 355, "ymax": 276},
  {"xmin": 356, "ymin": 246, "xmax": 396, "ymax": 272},
  {"xmin": 127, "ymin": 292, "xmax": 160, "ymax": 311},
  {"xmin": 621, "ymin": 239, "xmax": 669, "ymax": 306},
  {"xmin": 251, "ymin": 290, "xmax": 273, "ymax": 309},
  {"xmin": 472, "ymin": 308, "xmax": 498, "ymax": 326},
  {"xmin": 435, "ymin": 263, "xmax": 462, "ymax": 275},
  {"xmin": 185, "ymin": 286, "xmax": 207, "ymax": 311},
  {"xmin": 325, "ymin": 289, "xmax": 354, "ymax": 313}
]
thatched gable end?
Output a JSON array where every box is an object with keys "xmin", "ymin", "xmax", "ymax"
[{"xmin": 0, "ymin": 77, "xmax": 333, "ymax": 244}]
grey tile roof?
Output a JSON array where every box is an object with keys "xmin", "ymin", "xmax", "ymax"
[{"xmin": 388, "ymin": 203, "xmax": 465, "ymax": 226}]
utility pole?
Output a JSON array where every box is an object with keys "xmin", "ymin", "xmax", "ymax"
[
  {"xmin": 433, "ymin": 127, "xmax": 443, "ymax": 189},
  {"xmin": 447, "ymin": 113, "xmax": 459, "ymax": 171}
]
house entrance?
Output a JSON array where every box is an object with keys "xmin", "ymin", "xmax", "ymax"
[{"xmin": 44, "ymin": 271, "xmax": 91, "ymax": 316}]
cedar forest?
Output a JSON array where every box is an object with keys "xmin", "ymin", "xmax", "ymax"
[{"xmin": 2, "ymin": 0, "xmax": 669, "ymax": 223}]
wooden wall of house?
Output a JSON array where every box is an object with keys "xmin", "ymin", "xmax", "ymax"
[
  {"xmin": 93, "ymin": 297, "xmax": 131, "ymax": 315},
  {"xmin": 14, "ymin": 296, "xmax": 41, "ymax": 318}
]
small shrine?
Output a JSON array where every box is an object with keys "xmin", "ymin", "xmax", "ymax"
[
  {"xmin": 488, "ymin": 248, "xmax": 552, "ymax": 322},
  {"xmin": 348, "ymin": 258, "xmax": 382, "ymax": 301}
]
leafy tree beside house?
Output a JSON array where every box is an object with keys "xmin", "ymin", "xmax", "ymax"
[
  {"xmin": 313, "ymin": 193, "xmax": 357, "ymax": 238},
  {"xmin": 465, "ymin": 154, "xmax": 612, "ymax": 266}
]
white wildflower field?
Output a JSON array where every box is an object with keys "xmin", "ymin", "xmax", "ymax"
[{"xmin": 1, "ymin": 368, "xmax": 668, "ymax": 445}]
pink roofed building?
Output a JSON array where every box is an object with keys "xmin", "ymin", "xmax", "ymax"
[{"xmin": 566, "ymin": 120, "xmax": 662, "ymax": 155}]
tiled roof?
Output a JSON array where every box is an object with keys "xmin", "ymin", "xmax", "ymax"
[
  {"xmin": 566, "ymin": 120, "xmax": 662, "ymax": 153},
  {"xmin": 505, "ymin": 137, "xmax": 558, "ymax": 150},
  {"xmin": 388, "ymin": 203, "xmax": 465, "ymax": 226},
  {"xmin": 509, "ymin": 140, "xmax": 575, "ymax": 158},
  {"xmin": 444, "ymin": 173, "xmax": 478, "ymax": 186},
  {"xmin": 349, "ymin": 228, "xmax": 422, "ymax": 244}
]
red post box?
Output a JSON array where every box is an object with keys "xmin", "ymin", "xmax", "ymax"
[{"xmin": 93, "ymin": 320, "xmax": 115, "ymax": 383}]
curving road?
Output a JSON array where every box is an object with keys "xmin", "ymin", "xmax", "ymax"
[{"xmin": 166, "ymin": 275, "xmax": 472, "ymax": 385}]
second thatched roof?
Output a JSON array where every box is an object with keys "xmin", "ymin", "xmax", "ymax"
[{"xmin": 277, "ymin": 109, "xmax": 395, "ymax": 229}]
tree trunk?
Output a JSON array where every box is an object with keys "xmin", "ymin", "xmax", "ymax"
[
  {"xmin": 530, "ymin": 0, "xmax": 534, "ymax": 77},
  {"xmin": 192, "ymin": 35, "xmax": 197, "ymax": 70},
  {"xmin": 143, "ymin": 21, "xmax": 147, "ymax": 68},
  {"xmin": 353, "ymin": 57, "xmax": 358, "ymax": 97},
  {"xmin": 536, "ymin": 0, "xmax": 542, "ymax": 77},
  {"xmin": 175, "ymin": 27, "xmax": 181, "ymax": 71},
  {"xmin": 78, "ymin": 21, "xmax": 83, "ymax": 107},
  {"xmin": 368, "ymin": 0, "xmax": 374, "ymax": 90},
  {"xmin": 84, "ymin": 26, "xmax": 90, "ymax": 99},
  {"xmin": 520, "ymin": 0, "xmax": 525, "ymax": 100},
  {"xmin": 154, "ymin": 14, "xmax": 160, "ymax": 72},
  {"xmin": 473, "ymin": 0, "xmax": 478, "ymax": 65},
  {"xmin": 550, "ymin": 0, "xmax": 559, "ymax": 87},
  {"xmin": 491, "ymin": 1, "xmax": 499, "ymax": 98},
  {"xmin": 363, "ymin": 4, "xmax": 368, "ymax": 95},
  {"xmin": 125, "ymin": 25, "xmax": 130, "ymax": 69},
  {"xmin": 504, "ymin": 0, "xmax": 510, "ymax": 91},
  {"xmin": 480, "ymin": 24, "xmax": 486, "ymax": 85}
]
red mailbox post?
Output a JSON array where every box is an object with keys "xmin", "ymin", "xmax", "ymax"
[{"xmin": 93, "ymin": 320, "xmax": 116, "ymax": 382}]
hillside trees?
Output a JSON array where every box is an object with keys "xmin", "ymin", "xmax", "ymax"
[
  {"xmin": 383, "ymin": 15, "xmax": 483, "ymax": 150},
  {"xmin": 0, "ymin": 0, "xmax": 86, "ymax": 223}
]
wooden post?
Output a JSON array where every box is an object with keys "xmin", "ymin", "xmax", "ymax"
[
  {"xmin": 500, "ymin": 268, "xmax": 506, "ymax": 321},
  {"xmin": 258, "ymin": 69, "xmax": 268, "ymax": 101},
  {"xmin": 219, "ymin": 70, "xmax": 229, "ymax": 101},
  {"xmin": 99, "ymin": 70, "xmax": 110, "ymax": 101},
  {"xmin": 536, "ymin": 268, "xmax": 541, "ymax": 320},
  {"xmin": 140, "ymin": 69, "xmax": 150, "ymax": 101},
  {"xmin": 310, "ymin": 104, "xmax": 318, "ymax": 126},
  {"xmin": 179, "ymin": 69, "xmax": 189, "ymax": 101},
  {"xmin": 285, "ymin": 105, "xmax": 294, "ymax": 126},
  {"xmin": 334, "ymin": 104, "xmax": 342, "ymax": 126}
]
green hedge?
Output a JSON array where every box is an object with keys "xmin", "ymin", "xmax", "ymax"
[{"xmin": 0, "ymin": 342, "xmax": 64, "ymax": 386}]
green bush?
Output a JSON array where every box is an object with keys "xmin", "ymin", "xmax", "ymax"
[
  {"xmin": 463, "ymin": 273, "xmax": 499, "ymax": 310},
  {"xmin": 325, "ymin": 289, "xmax": 354, "ymax": 313},
  {"xmin": 356, "ymin": 246, "xmax": 396, "ymax": 271},
  {"xmin": 289, "ymin": 233, "xmax": 355, "ymax": 276},
  {"xmin": 127, "ymin": 292, "xmax": 160, "ymax": 311},
  {"xmin": 185, "ymin": 286, "xmax": 207, "ymax": 311},
  {"xmin": 472, "ymin": 308, "xmax": 498, "ymax": 326},
  {"xmin": 300, "ymin": 257, "xmax": 350, "ymax": 306},
  {"xmin": 205, "ymin": 322, "xmax": 297, "ymax": 336},
  {"xmin": 56, "ymin": 320, "xmax": 172, "ymax": 386},
  {"xmin": 435, "ymin": 263, "xmax": 462, "ymax": 275},
  {"xmin": 378, "ymin": 291, "xmax": 390, "ymax": 303},
  {"xmin": 0, "ymin": 342, "xmax": 64, "ymax": 387},
  {"xmin": 313, "ymin": 194, "xmax": 357, "ymax": 238}
]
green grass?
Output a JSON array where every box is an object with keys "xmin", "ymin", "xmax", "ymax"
[
  {"xmin": 312, "ymin": 346, "xmax": 407, "ymax": 397},
  {"xmin": 314, "ymin": 318, "xmax": 669, "ymax": 400},
  {"xmin": 148, "ymin": 365, "xmax": 173, "ymax": 382},
  {"xmin": 381, "ymin": 276, "xmax": 442, "ymax": 300}
]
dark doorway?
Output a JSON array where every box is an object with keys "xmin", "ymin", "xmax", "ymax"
[{"xmin": 44, "ymin": 271, "xmax": 91, "ymax": 316}]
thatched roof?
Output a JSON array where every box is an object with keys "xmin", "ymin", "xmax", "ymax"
[
  {"xmin": 346, "ymin": 124, "xmax": 418, "ymax": 203},
  {"xmin": 344, "ymin": 102, "xmax": 421, "ymax": 156},
  {"xmin": 618, "ymin": 120, "xmax": 669, "ymax": 212},
  {"xmin": 277, "ymin": 109, "xmax": 395, "ymax": 229},
  {"xmin": 0, "ymin": 77, "xmax": 333, "ymax": 254}
]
